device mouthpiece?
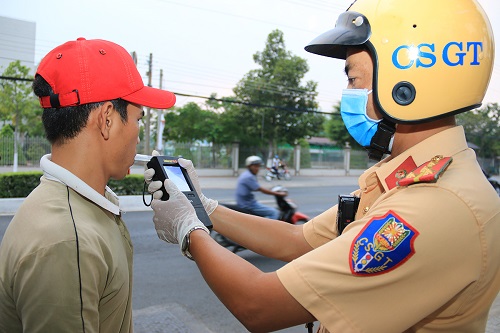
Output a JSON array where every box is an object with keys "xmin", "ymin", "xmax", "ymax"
[{"xmin": 134, "ymin": 154, "xmax": 153, "ymax": 162}]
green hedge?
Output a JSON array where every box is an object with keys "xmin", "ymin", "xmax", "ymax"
[
  {"xmin": 0, "ymin": 172, "xmax": 145, "ymax": 198},
  {"xmin": 0, "ymin": 172, "xmax": 43, "ymax": 198},
  {"xmin": 107, "ymin": 175, "xmax": 145, "ymax": 196}
]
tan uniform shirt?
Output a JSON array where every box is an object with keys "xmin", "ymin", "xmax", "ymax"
[
  {"xmin": 0, "ymin": 155, "xmax": 134, "ymax": 333},
  {"xmin": 277, "ymin": 126, "xmax": 500, "ymax": 333}
]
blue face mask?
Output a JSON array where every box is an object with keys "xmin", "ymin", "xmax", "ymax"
[{"xmin": 340, "ymin": 88, "xmax": 380, "ymax": 147}]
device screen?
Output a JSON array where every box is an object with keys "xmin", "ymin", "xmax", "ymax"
[{"xmin": 163, "ymin": 165, "xmax": 191, "ymax": 192}]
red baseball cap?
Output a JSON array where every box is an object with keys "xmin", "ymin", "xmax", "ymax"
[{"xmin": 36, "ymin": 38, "xmax": 176, "ymax": 109}]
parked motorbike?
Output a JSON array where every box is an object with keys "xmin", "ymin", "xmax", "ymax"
[
  {"xmin": 265, "ymin": 163, "xmax": 292, "ymax": 182},
  {"xmin": 212, "ymin": 185, "xmax": 310, "ymax": 253},
  {"xmin": 483, "ymin": 169, "xmax": 500, "ymax": 196}
]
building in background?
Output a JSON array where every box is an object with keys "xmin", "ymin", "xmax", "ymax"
[{"xmin": 0, "ymin": 16, "xmax": 36, "ymax": 73}]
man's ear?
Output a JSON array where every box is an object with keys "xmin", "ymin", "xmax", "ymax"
[{"xmin": 98, "ymin": 102, "xmax": 115, "ymax": 140}]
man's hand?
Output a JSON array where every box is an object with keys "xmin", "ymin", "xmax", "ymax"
[
  {"xmin": 178, "ymin": 158, "xmax": 218, "ymax": 215},
  {"xmin": 143, "ymin": 152, "xmax": 218, "ymax": 215},
  {"xmin": 144, "ymin": 150, "xmax": 163, "ymax": 199},
  {"xmin": 151, "ymin": 178, "xmax": 209, "ymax": 257}
]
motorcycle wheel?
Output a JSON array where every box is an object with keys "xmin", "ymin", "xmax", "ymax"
[
  {"xmin": 265, "ymin": 174, "xmax": 273, "ymax": 182},
  {"xmin": 284, "ymin": 173, "xmax": 292, "ymax": 181}
]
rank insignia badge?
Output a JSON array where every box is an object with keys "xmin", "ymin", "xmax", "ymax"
[
  {"xmin": 397, "ymin": 155, "xmax": 452, "ymax": 187},
  {"xmin": 350, "ymin": 211, "xmax": 419, "ymax": 276}
]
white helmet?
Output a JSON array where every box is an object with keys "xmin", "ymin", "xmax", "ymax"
[{"xmin": 245, "ymin": 155, "xmax": 263, "ymax": 166}]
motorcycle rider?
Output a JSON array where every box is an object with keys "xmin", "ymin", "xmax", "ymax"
[
  {"xmin": 145, "ymin": 1, "xmax": 500, "ymax": 332},
  {"xmin": 271, "ymin": 154, "xmax": 281, "ymax": 174},
  {"xmin": 236, "ymin": 155, "xmax": 286, "ymax": 219}
]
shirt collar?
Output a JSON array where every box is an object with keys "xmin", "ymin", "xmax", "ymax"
[
  {"xmin": 40, "ymin": 154, "xmax": 121, "ymax": 215},
  {"xmin": 359, "ymin": 126, "xmax": 469, "ymax": 192}
]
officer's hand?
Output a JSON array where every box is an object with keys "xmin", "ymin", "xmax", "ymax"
[
  {"xmin": 178, "ymin": 158, "xmax": 218, "ymax": 215},
  {"xmin": 144, "ymin": 150, "xmax": 163, "ymax": 200},
  {"xmin": 151, "ymin": 179, "xmax": 209, "ymax": 257}
]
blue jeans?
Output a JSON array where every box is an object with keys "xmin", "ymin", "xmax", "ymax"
[{"xmin": 245, "ymin": 201, "xmax": 280, "ymax": 220}]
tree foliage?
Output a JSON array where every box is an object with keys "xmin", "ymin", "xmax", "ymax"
[
  {"xmin": 163, "ymin": 102, "xmax": 219, "ymax": 143},
  {"xmin": 231, "ymin": 29, "xmax": 324, "ymax": 156},
  {"xmin": 457, "ymin": 103, "xmax": 500, "ymax": 158},
  {"xmin": 0, "ymin": 61, "xmax": 43, "ymax": 136},
  {"xmin": 0, "ymin": 31, "xmax": 326, "ymax": 166},
  {"xmin": 325, "ymin": 102, "xmax": 500, "ymax": 159}
]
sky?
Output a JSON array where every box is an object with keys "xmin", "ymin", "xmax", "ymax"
[{"xmin": 2, "ymin": 0, "xmax": 499, "ymax": 113}]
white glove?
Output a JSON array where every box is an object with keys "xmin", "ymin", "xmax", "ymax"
[
  {"xmin": 143, "ymin": 153, "xmax": 218, "ymax": 215},
  {"xmin": 178, "ymin": 158, "xmax": 218, "ymax": 215},
  {"xmin": 144, "ymin": 150, "xmax": 163, "ymax": 200},
  {"xmin": 151, "ymin": 178, "xmax": 209, "ymax": 258}
]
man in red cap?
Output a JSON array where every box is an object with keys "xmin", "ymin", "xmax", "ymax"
[{"xmin": 0, "ymin": 38, "xmax": 175, "ymax": 333}]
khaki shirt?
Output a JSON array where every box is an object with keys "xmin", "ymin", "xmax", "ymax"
[
  {"xmin": 0, "ymin": 156, "xmax": 134, "ymax": 333},
  {"xmin": 277, "ymin": 126, "xmax": 500, "ymax": 333}
]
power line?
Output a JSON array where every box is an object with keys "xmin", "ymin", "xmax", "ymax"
[
  {"xmin": 0, "ymin": 75, "xmax": 32, "ymax": 82},
  {"xmin": 174, "ymin": 92, "xmax": 333, "ymax": 115},
  {"xmin": 1, "ymin": 2, "xmax": 347, "ymax": 107},
  {"xmin": 154, "ymin": 0, "xmax": 322, "ymax": 35},
  {"xmin": 3, "ymin": 2, "xmax": 497, "ymax": 109},
  {"xmin": 0, "ymin": 75, "xmax": 335, "ymax": 115}
]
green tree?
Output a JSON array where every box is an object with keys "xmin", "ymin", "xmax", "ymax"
[
  {"xmin": 205, "ymin": 93, "xmax": 238, "ymax": 145},
  {"xmin": 457, "ymin": 103, "xmax": 500, "ymax": 159},
  {"xmin": 163, "ymin": 102, "xmax": 224, "ymax": 166},
  {"xmin": 0, "ymin": 61, "xmax": 43, "ymax": 168},
  {"xmin": 163, "ymin": 102, "xmax": 218, "ymax": 143},
  {"xmin": 0, "ymin": 61, "xmax": 42, "ymax": 136},
  {"xmin": 231, "ymin": 29, "xmax": 324, "ymax": 157}
]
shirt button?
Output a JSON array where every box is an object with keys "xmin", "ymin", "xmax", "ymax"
[{"xmin": 363, "ymin": 207, "xmax": 369, "ymax": 214}]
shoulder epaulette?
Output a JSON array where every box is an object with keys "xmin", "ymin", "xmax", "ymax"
[{"xmin": 397, "ymin": 155, "xmax": 452, "ymax": 187}]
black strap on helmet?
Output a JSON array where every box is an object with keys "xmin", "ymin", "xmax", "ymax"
[{"xmin": 367, "ymin": 119, "xmax": 396, "ymax": 161}]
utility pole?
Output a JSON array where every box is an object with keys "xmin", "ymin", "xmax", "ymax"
[
  {"xmin": 144, "ymin": 53, "xmax": 152, "ymax": 155},
  {"xmin": 13, "ymin": 104, "xmax": 19, "ymax": 172},
  {"xmin": 131, "ymin": 51, "xmax": 137, "ymax": 65},
  {"xmin": 156, "ymin": 69, "xmax": 164, "ymax": 152}
]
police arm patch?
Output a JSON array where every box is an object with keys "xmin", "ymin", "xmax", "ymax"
[{"xmin": 349, "ymin": 211, "xmax": 419, "ymax": 276}]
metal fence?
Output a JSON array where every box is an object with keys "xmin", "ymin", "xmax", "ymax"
[
  {"xmin": 0, "ymin": 136, "xmax": 497, "ymax": 174},
  {"xmin": 0, "ymin": 136, "xmax": 370, "ymax": 170},
  {"xmin": 0, "ymin": 136, "xmax": 51, "ymax": 168},
  {"xmin": 154, "ymin": 142, "xmax": 372, "ymax": 170}
]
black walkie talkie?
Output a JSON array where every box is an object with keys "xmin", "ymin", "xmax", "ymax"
[{"xmin": 145, "ymin": 155, "xmax": 212, "ymax": 230}]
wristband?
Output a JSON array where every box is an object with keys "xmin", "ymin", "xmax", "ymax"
[{"xmin": 181, "ymin": 226, "xmax": 209, "ymax": 260}]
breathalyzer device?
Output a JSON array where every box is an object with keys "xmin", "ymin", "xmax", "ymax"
[{"xmin": 137, "ymin": 154, "xmax": 212, "ymax": 229}]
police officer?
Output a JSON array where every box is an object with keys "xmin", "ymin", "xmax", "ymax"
[{"xmin": 145, "ymin": 1, "xmax": 500, "ymax": 332}]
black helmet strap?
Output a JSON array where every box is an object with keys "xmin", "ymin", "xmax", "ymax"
[{"xmin": 367, "ymin": 119, "xmax": 396, "ymax": 161}]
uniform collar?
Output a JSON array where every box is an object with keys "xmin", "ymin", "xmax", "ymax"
[
  {"xmin": 359, "ymin": 126, "xmax": 469, "ymax": 192},
  {"xmin": 40, "ymin": 154, "xmax": 121, "ymax": 215}
]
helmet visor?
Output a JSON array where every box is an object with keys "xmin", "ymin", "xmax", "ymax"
[{"xmin": 305, "ymin": 11, "xmax": 371, "ymax": 59}]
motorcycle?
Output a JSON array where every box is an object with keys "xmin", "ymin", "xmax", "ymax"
[
  {"xmin": 212, "ymin": 185, "xmax": 310, "ymax": 253},
  {"xmin": 265, "ymin": 163, "xmax": 292, "ymax": 182},
  {"xmin": 483, "ymin": 169, "xmax": 500, "ymax": 196}
]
